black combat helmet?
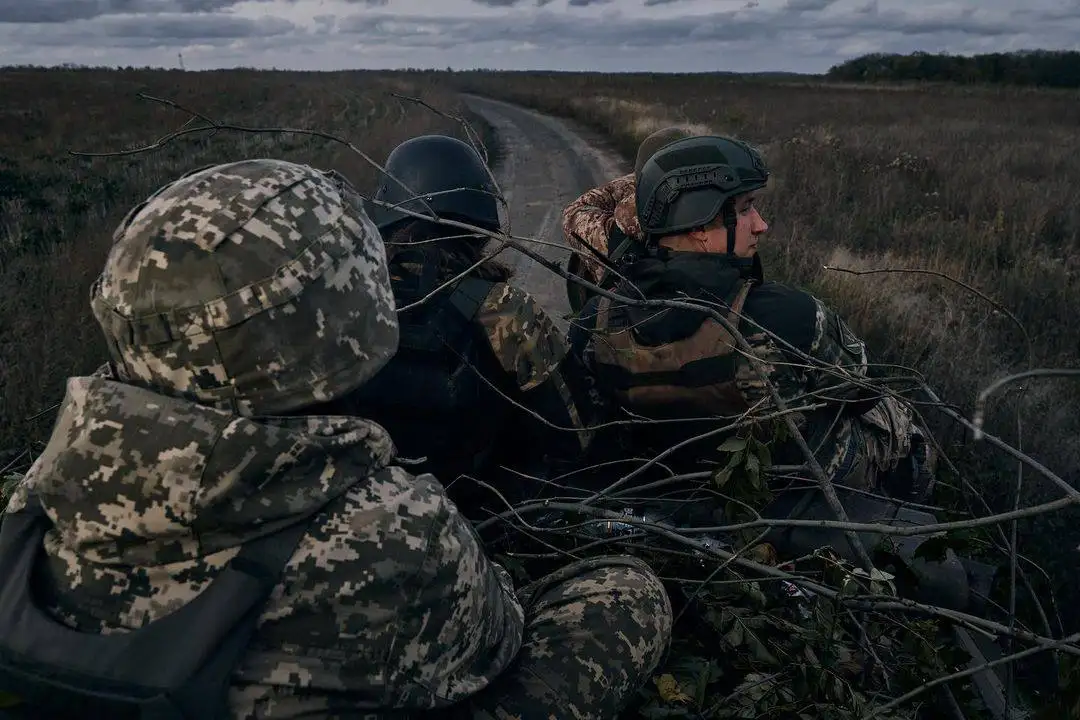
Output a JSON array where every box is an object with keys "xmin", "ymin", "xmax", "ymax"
[
  {"xmin": 369, "ymin": 134, "xmax": 502, "ymax": 235},
  {"xmin": 635, "ymin": 135, "xmax": 769, "ymax": 258}
]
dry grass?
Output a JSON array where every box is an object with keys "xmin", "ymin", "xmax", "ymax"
[
  {"xmin": 3, "ymin": 67, "xmax": 1079, "ymax": 715},
  {"xmin": 448, "ymin": 69, "xmax": 1080, "ymax": 625},
  {"xmin": 0, "ymin": 68, "xmax": 497, "ymax": 467}
]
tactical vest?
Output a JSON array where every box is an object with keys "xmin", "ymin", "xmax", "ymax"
[
  {"xmin": 566, "ymin": 225, "xmax": 629, "ymax": 316},
  {"xmin": 0, "ymin": 499, "xmax": 314, "ymax": 719},
  {"xmin": 346, "ymin": 271, "xmax": 509, "ymax": 482},
  {"xmin": 590, "ymin": 280, "xmax": 753, "ymax": 419}
]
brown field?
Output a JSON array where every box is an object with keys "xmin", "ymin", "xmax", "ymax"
[
  {"xmin": 0, "ymin": 67, "xmax": 492, "ymax": 469},
  {"xmin": 451, "ymin": 70, "xmax": 1080, "ymax": 609},
  {"xmin": 2, "ymin": 67, "xmax": 1079, "ymax": 714}
]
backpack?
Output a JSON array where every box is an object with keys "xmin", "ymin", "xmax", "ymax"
[
  {"xmin": 0, "ymin": 500, "xmax": 312, "ymax": 719},
  {"xmin": 345, "ymin": 252, "xmax": 508, "ymax": 483}
]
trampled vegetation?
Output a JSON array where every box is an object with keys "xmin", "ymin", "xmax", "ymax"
[{"xmin": 2, "ymin": 66, "xmax": 1079, "ymax": 718}]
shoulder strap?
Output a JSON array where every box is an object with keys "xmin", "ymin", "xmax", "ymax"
[
  {"xmin": 0, "ymin": 496, "xmax": 314, "ymax": 720},
  {"xmin": 446, "ymin": 276, "xmax": 494, "ymax": 323}
]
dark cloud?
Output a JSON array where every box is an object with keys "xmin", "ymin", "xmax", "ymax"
[
  {"xmin": 109, "ymin": 13, "xmax": 296, "ymax": 39},
  {"xmin": 17, "ymin": 13, "xmax": 298, "ymax": 46},
  {"xmin": 335, "ymin": 8, "xmax": 783, "ymax": 51},
  {"xmin": 0, "ymin": 0, "xmax": 391, "ymax": 25},
  {"xmin": 1, "ymin": 0, "xmax": 1077, "ymax": 74},
  {"xmin": 0, "ymin": 0, "xmax": 252, "ymax": 24},
  {"xmin": 470, "ymin": 0, "xmax": 557, "ymax": 6},
  {"xmin": 784, "ymin": 0, "xmax": 836, "ymax": 12}
]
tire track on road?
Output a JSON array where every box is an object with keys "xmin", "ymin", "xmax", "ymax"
[{"xmin": 461, "ymin": 94, "xmax": 629, "ymax": 332}]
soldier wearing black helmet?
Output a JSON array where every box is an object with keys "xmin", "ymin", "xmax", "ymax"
[
  {"xmin": 569, "ymin": 134, "xmax": 937, "ymax": 504},
  {"xmin": 344, "ymin": 134, "xmax": 599, "ymax": 515}
]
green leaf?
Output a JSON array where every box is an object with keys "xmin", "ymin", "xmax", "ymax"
[
  {"xmin": 745, "ymin": 453, "xmax": 761, "ymax": 489},
  {"xmin": 756, "ymin": 441, "xmax": 772, "ymax": 470},
  {"xmin": 718, "ymin": 435, "xmax": 749, "ymax": 454}
]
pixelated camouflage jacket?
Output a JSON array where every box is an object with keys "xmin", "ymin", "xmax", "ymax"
[
  {"xmin": 6, "ymin": 365, "xmax": 526, "ymax": 719},
  {"xmin": 561, "ymin": 173, "xmax": 640, "ymax": 284},
  {"xmin": 473, "ymin": 280, "xmax": 594, "ymax": 454},
  {"xmin": 569, "ymin": 251, "xmax": 917, "ymax": 484}
]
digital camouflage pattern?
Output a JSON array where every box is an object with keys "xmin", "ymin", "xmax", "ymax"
[
  {"xmin": 5, "ymin": 370, "xmax": 672, "ymax": 718},
  {"xmin": 561, "ymin": 173, "xmax": 639, "ymax": 285},
  {"xmin": 562, "ymin": 126, "xmax": 696, "ymax": 286},
  {"xmin": 90, "ymin": 159, "xmax": 399, "ymax": 417},
  {"xmin": 3, "ymin": 158, "xmax": 674, "ymax": 718},
  {"xmin": 475, "ymin": 281, "xmax": 591, "ymax": 450}
]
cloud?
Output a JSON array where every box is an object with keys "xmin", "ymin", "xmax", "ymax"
[
  {"xmin": 784, "ymin": 0, "xmax": 836, "ymax": 11},
  {"xmin": 0, "ymin": 0, "xmax": 1076, "ymax": 74},
  {"xmin": 0, "ymin": 0, "xmax": 255, "ymax": 24},
  {"xmin": 470, "ymin": 0, "xmax": 558, "ymax": 6}
]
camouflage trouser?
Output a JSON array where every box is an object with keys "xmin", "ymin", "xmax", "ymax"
[{"xmin": 457, "ymin": 554, "xmax": 672, "ymax": 720}]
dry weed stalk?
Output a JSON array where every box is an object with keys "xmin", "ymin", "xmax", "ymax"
[{"xmin": 46, "ymin": 89, "xmax": 1080, "ymax": 718}]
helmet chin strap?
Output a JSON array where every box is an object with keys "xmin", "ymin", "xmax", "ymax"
[{"xmin": 721, "ymin": 203, "xmax": 755, "ymax": 272}]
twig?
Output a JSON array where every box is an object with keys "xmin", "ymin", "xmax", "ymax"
[
  {"xmin": 860, "ymin": 629, "xmax": 1080, "ymax": 719},
  {"xmin": 972, "ymin": 369, "xmax": 1080, "ymax": 440}
]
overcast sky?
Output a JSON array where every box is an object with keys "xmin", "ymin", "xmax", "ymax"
[{"xmin": 0, "ymin": 0, "xmax": 1076, "ymax": 74}]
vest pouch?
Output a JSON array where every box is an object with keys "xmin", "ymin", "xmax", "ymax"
[
  {"xmin": 0, "ymin": 503, "xmax": 312, "ymax": 720},
  {"xmin": 591, "ymin": 281, "xmax": 753, "ymax": 419}
]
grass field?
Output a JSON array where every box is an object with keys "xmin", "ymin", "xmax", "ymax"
[
  {"xmin": 2, "ymin": 67, "xmax": 1078, "ymax": 716},
  {"xmin": 449, "ymin": 70, "xmax": 1080, "ymax": 625},
  {"xmin": 0, "ymin": 67, "xmax": 493, "ymax": 471}
]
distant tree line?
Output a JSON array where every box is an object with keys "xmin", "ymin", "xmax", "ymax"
[{"xmin": 827, "ymin": 50, "xmax": 1080, "ymax": 88}]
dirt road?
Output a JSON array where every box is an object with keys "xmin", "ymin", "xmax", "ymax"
[{"xmin": 461, "ymin": 94, "xmax": 629, "ymax": 331}]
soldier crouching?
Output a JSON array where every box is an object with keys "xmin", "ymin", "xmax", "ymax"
[
  {"xmin": 0, "ymin": 158, "xmax": 672, "ymax": 720},
  {"xmin": 568, "ymin": 134, "xmax": 937, "ymax": 506}
]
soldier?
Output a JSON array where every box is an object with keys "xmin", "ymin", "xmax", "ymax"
[
  {"xmin": 0, "ymin": 159, "xmax": 673, "ymax": 719},
  {"xmin": 562, "ymin": 125, "xmax": 696, "ymax": 313},
  {"xmin": 351, "ymin": 134, "xmax": 600, "ymax": 515},
  {"xmin": 567, "ymin": 134, "xmax": 937, "ymax": 505}
]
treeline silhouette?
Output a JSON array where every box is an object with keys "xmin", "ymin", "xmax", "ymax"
[{"xmin": 827, "ymin": 50, "xmax": 1080, "ymax": 88}]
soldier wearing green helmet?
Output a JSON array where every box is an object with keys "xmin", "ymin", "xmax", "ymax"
[{"xmin": 568, "ymin": 134, "xmax": 937, "ymax": 506}]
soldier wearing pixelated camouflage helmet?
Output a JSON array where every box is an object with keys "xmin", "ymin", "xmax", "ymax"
[
  {"xmin": 0, "ymin": 158, "xmax": 672, "ymax": 719},
  {"xmin": 568, "ymin": 135, "xmax": 937, "ymax": 507},
  {"xmin": 562, "ymin": 125, "xmax": 697, "ymax": 314}
]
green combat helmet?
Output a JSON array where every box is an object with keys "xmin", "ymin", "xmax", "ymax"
[
  {"xmin": 635, "ymin": 134, "xmax": 769, "ymax": 268},
  {"xmin": 89, "ymin": 158, "xmax": 399, "ymax": 416}
]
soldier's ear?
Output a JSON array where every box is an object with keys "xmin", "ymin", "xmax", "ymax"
[{"xmin": 686, "ymin": 226, "xmax": 710, "ymax": 248}]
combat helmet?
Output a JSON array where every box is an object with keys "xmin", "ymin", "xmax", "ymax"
[
  {"xmin": 90, "ymin": 158, "xmax": 399, "ymax": 417},
  {"xmin": 369, "ymin": 134, "xmax": 502, "ymax": 235},
  {"xmin": 635, "ymin": 134, "xmax": 769, "ymax": 263}
]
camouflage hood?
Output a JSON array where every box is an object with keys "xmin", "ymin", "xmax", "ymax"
[{"xmin": 13, "ymin": 367, "xmax": 394, "ymax": 567}]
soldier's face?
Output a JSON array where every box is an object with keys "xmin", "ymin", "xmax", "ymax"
[{"xmin": 699, "ymin": 192, "xmax": 769, "ymax": 257}]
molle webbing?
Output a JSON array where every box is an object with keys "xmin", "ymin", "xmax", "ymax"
[{"xmin": 592, "ymin": 281, "xmax": 752, "ymax": 417}]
